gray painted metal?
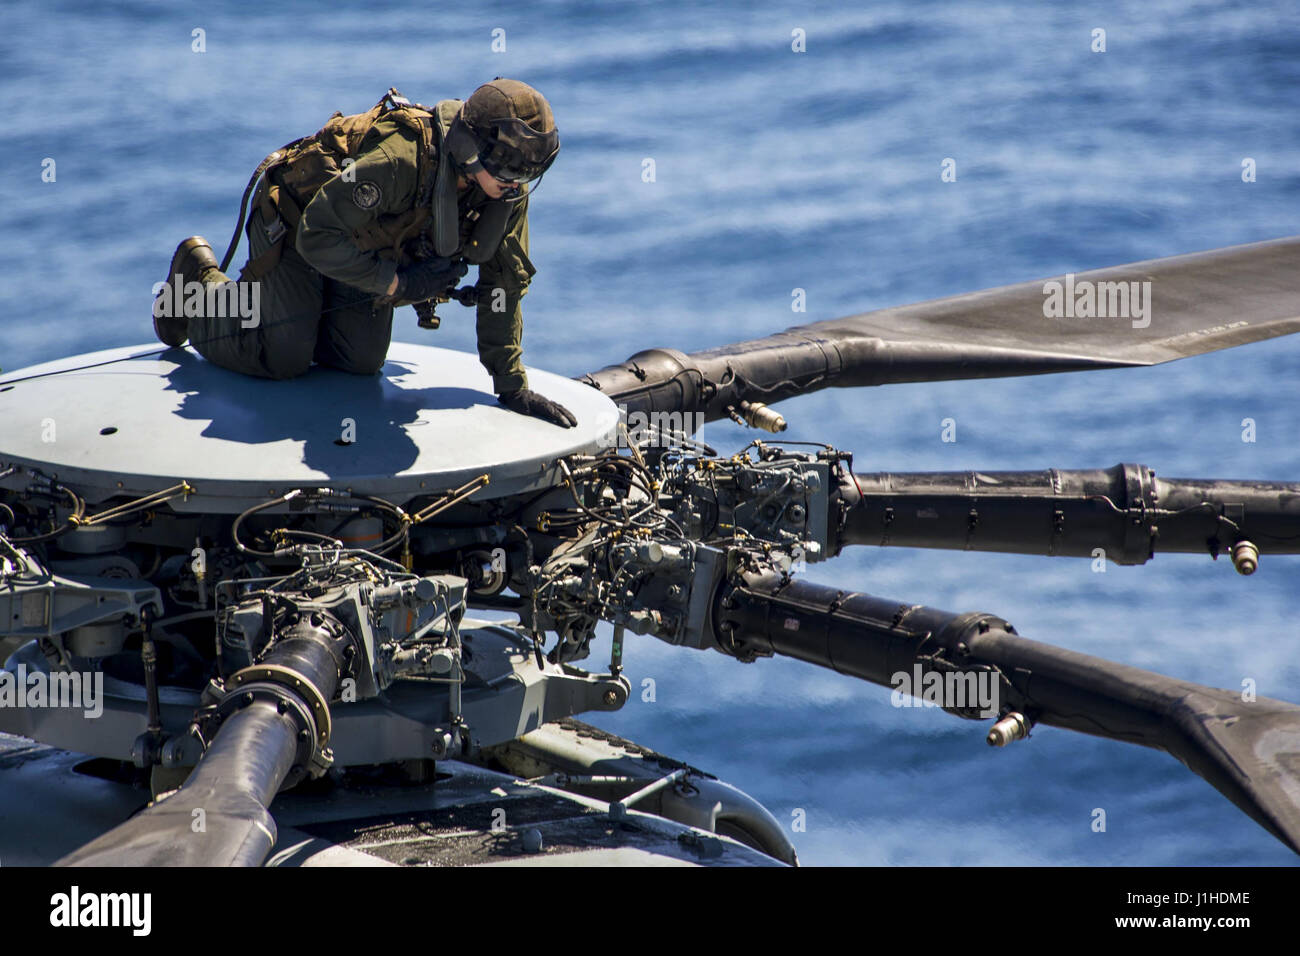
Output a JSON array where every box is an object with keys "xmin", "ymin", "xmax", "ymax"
[
  {"xmin": 0, "ymin": 343, "xmax": 619, "ymax": 508},
  {"xmin": 0, "ymin": 733, "xmax": 782, "ymax": 867},
  {"xmin": 0, "ymin": 621, "xmax": 628, "ymax": 767},
  {"xmin": 489, "ymin": 719, "xmax": 800, "ymax": 865}
]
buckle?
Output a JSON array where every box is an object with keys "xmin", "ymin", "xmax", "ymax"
[{"xmin": 265, "ymin": 216, "xmax": 287, "ymax": 244}]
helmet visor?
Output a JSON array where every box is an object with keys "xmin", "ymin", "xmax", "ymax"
[{"xmin": 478, "ymin": 116, "xmax": 560, "ymax": 183}]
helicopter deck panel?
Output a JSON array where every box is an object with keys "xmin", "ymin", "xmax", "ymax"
[
  {"xmin": 0, "ymin": 733, "xmax": 781, "ymax": 867},
  {"xmin": 0, "ymin": 343, "xmax": 620, "ymax": 508}
]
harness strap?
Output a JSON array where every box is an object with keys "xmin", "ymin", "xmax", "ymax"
[
  {"xmin": 422, "ymin": 112, "xmax": 459, "ymax": 258},
  {"xmin": 225, "ymin": 88, "xmax": 438, "ymax": 282},
  {"xmin": 238, "ymin": 182, "xmax": 303, "ymax": 282},
  {"xmin": 219, "ymin": 137, "xmax": 307, "ymax": 273}
]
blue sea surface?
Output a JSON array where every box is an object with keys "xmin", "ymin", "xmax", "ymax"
[{"xmin": 2, "ymin": 0, "xmax": 1299, "ymax": 864}]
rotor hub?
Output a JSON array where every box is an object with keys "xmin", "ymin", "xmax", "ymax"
[{"xmin": 0, "ymin": 343, "xmax": 619, "ymax": 512}]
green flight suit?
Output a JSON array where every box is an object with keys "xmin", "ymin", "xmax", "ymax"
[{"xmin": 188, "ymin": 101, "xmax": 534, "ymax": 392}]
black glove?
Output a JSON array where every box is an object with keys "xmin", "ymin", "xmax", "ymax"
[
  {"xmin": 394, "ymin": 257, "xmax": 468, "ymax": 302},
  {"xmin": 498, "ymin": 388, "xmax": 578, "ymax": 428}
]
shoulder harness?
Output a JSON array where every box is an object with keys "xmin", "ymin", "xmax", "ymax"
[{"xmin": 224, "ymin": 88, "xmax": 457, "ymax": 282}]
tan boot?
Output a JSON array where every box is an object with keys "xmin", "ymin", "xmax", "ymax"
[{"xmin": 153, "ymin": 236, "xmax": 219, "ymax": 347}]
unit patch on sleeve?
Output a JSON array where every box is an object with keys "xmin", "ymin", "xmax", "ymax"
[{"xmin": 352, "ymin": 181, "xmax": 382, "ymax": 210}]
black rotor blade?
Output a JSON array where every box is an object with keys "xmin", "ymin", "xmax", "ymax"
[
  {"xmin": 714, "ymin": 572, "xmax": 1300, "ymax": 854},
  {"xmin": 833, "ymin": 463, "xmax": 1300, "ymax": 565},
  {"xmin": 580, "ymin": 236, "xmax": 1300, "ymax": 421},
  {"xmin": 56, "ymin": 620, "xmax": 346, "ymax": 866},
  {"xmin": 55, "ymin": 699, "xmax": 299, "ymax": 866}
]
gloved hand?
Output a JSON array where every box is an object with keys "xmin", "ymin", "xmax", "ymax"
[
  {"xmin": 498, "ymin": 388, "xmax": 578, "ymax": 428},
  {"xmin": 394, "ymin": 257, "xmax": 468, "ymax": 303}
]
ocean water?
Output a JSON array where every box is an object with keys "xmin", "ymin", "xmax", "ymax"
[{"xmin": 2, "ymin": 0, "xmax": 1299, "ymax": 864}]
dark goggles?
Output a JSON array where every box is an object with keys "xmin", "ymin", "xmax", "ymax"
[{"xmin": 475, "ymin": 116, "xmax": 560, "ymax": 184}]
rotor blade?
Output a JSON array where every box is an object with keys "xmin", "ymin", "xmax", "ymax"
[
  {"xmin": 714, "ymin": 572, "xmax": 1300, "ymax": 854},
  {"xmin": 580, "ymin": 236, "xmax": 1300, "ymax": 421},
  {"xmin": 833, "ymin": 463, "xmax": 1300, "ymax": 565},
  {"xmin": 55, "ymin": 699, "xmax": 299, "ymax": 866},
  {"xmin": 57, "ymin": 616, "xmax": 347, "ymax": 866}
]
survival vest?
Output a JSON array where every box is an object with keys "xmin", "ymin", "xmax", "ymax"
[{"xmin": 222, "ymin": 88, "xmax": 462, "ymax": 281}]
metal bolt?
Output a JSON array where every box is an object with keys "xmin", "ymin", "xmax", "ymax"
[
  {"xmin": 987, "ymin": 712, "xmax": 1032, "ymax": 747},
  {"xmin": 1232, "ymin": 540, "xmax": 1259, "ymax": 575}
]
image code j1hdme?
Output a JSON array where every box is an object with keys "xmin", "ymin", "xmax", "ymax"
[{"xmin": 1, "ymin": 0, "xmax": 1298, "ymax": 870}]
